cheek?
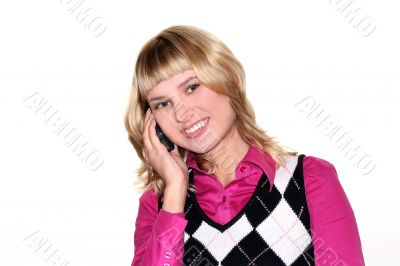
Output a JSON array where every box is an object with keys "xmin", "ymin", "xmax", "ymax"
[
  {"xmin": 211, "ymin": 97, "xmax": 235, "ymax": 120},
  {"xmin": 153, "ymin": 113, "xmax": 174, "ymax": 132},
  {"xmin": 199, "ymin": 91, "xmax": 226, "ymax": 111}
]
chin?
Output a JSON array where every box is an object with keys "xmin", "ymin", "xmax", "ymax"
[{"xmin": 191, "ymin": 138, "xmax": 222, "ymax": 155}]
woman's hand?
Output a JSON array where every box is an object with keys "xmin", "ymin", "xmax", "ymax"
[{"xmin": 143, "ymin": 108, "xmax": 189, "ymax": 190}]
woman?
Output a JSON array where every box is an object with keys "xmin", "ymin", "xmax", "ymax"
[{"xmin": 125, "ymin": 25, "xmax": 365, "ymax": 266}]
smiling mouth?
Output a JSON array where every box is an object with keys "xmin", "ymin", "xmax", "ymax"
[{"xmin": 183, "ymin": 117, "xmax": 209, "ymax": 135}]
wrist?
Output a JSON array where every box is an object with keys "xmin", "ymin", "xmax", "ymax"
[{"xmin": 162, "ymin": 185, "xmax": 187, "ymax": 213}]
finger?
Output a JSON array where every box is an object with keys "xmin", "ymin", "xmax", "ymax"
[
  {"xmin": 143, "ymin": 109, "xmax": 154, "ymax": 152},
  {"xmin": 142, "ymin": 109, "xmax": 150, "ymax": 132},
  {"xmin": 147, "ymin": 114, "xmax": 159, "ymax": 147},
  {"xmin": 143, "ymin": 110, "xmax": 152, "ymax": 140},
  {"xmin": 143, "ymin": 109, "xmax": 152, "ymax": 131}
]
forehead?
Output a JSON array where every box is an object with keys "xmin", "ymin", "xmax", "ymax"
[{"xmin": 146, "ymin": 69, "xmax": 197, "ymax": 99}]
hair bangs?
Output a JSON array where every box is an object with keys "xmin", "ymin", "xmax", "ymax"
[{"xmin": 136, "ymin": 38, "xmax": 192, "ymax": 99}]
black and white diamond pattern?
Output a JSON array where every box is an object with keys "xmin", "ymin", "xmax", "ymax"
[
  {"xmin": 255, "ymin": 155, "xmax": 312, "ymax": 265},
  {"xmin": 158, "ymin": 154, "xmax": 314, "ymax": 265}
]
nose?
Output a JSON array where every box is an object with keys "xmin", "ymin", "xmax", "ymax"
[{"xmin": 173, "ymin": 99, "xmax": 194, "ymax": 123}]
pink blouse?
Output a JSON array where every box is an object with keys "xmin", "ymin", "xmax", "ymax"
[{"xmin": 131, "ymin": 145, "xmax": 365, "ymax": 265}]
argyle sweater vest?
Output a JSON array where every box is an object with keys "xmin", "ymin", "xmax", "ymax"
[{"xmin": 157, "ymin": 154, "xmax": 315, "ymax": 265}]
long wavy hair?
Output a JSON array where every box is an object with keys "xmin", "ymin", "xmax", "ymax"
[{"xmin": 124, "ymin": 25, "xmax": 297, "ymax": 198}]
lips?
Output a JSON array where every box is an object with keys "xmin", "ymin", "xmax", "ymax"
[
  {"xmin": 182, "ymin": 117, "xmax": 209, "ymax": 132},
  {"xmin": 183, "ymin": 122, "xmax": 209, "ymax": 139}
]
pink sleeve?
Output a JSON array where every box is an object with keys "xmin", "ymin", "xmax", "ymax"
[
  {"xmin": 303, "ymin": 156, "xmax": 365, "ymax": 265},
  {"xmin": 131, "ymin": 189, "xmax": 188, "ymax": 266}
]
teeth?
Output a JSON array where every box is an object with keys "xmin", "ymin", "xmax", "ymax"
[{"xmin": 184, "ymin": 118, "xmax": 208, "ymax": 134}]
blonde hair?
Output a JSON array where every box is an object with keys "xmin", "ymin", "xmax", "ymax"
[{"xmin": 124, "ymin": 25, "xmax": 297, "ymax": 198}]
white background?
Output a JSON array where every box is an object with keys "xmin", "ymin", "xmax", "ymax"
[{"xmin": 1, "ymin": 0, "xmax": 399, "ymax": 265}]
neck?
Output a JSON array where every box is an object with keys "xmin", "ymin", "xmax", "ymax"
[{"xmin": 197, "ymin": 124, "xmax": 250, "ymax": 186}]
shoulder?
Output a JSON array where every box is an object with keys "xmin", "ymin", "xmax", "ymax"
[
  {"xmin": 301, "ymin": 155, "xmax": 349, "ymax": 208},
  {"xmin": 139, "ymin": 187, "xmax": 157, "ymax": 200},
  {"xmin": 137, "ymin": 187, "xmax": 159, "ymax": 213},
  {"xmin": 302, "ymin": 155, "xmax": 337, "ymax": 179}
]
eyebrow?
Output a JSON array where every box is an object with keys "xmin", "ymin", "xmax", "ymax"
[{"xmin": 148, "ymin": 76, "xmax": 197, "ymax": 103}]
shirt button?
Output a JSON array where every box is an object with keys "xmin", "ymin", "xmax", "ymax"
[
  {"xmin": 222, "ymin": 196, "xmax": 226, "ymax": 202},
  {"xmin": 165, "ymin": 251, "xmax": 171, "ymax": 259},
  {"xmin": 240, "ymin": 166, "xmax": 246, "ymax": 173}
]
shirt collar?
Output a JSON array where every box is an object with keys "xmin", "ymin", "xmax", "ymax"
[{"xmin": 186, "ymin": 143, "xmax": 277, "ymax": 192}]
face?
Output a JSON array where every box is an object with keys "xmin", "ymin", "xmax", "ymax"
[{"xmin": 146, "ymin": 69, "xmax": 237, "ymax": 154}]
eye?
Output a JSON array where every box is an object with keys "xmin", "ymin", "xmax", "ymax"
[
  {"xmin": 186, "ymin": 83, "xmax": 200, "ymax": 94},
  {"xmin": 153, "ymin": 83, "xmax": 199, "ymax": 110},
  {"xmin": 154, "ymin": 101, "xmax": 170, "ymax": 110}
]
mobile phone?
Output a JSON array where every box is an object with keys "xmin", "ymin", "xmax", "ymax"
[{"xmin": 144, "ymin": 102, "xmax": 175, "ymax": 152}]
